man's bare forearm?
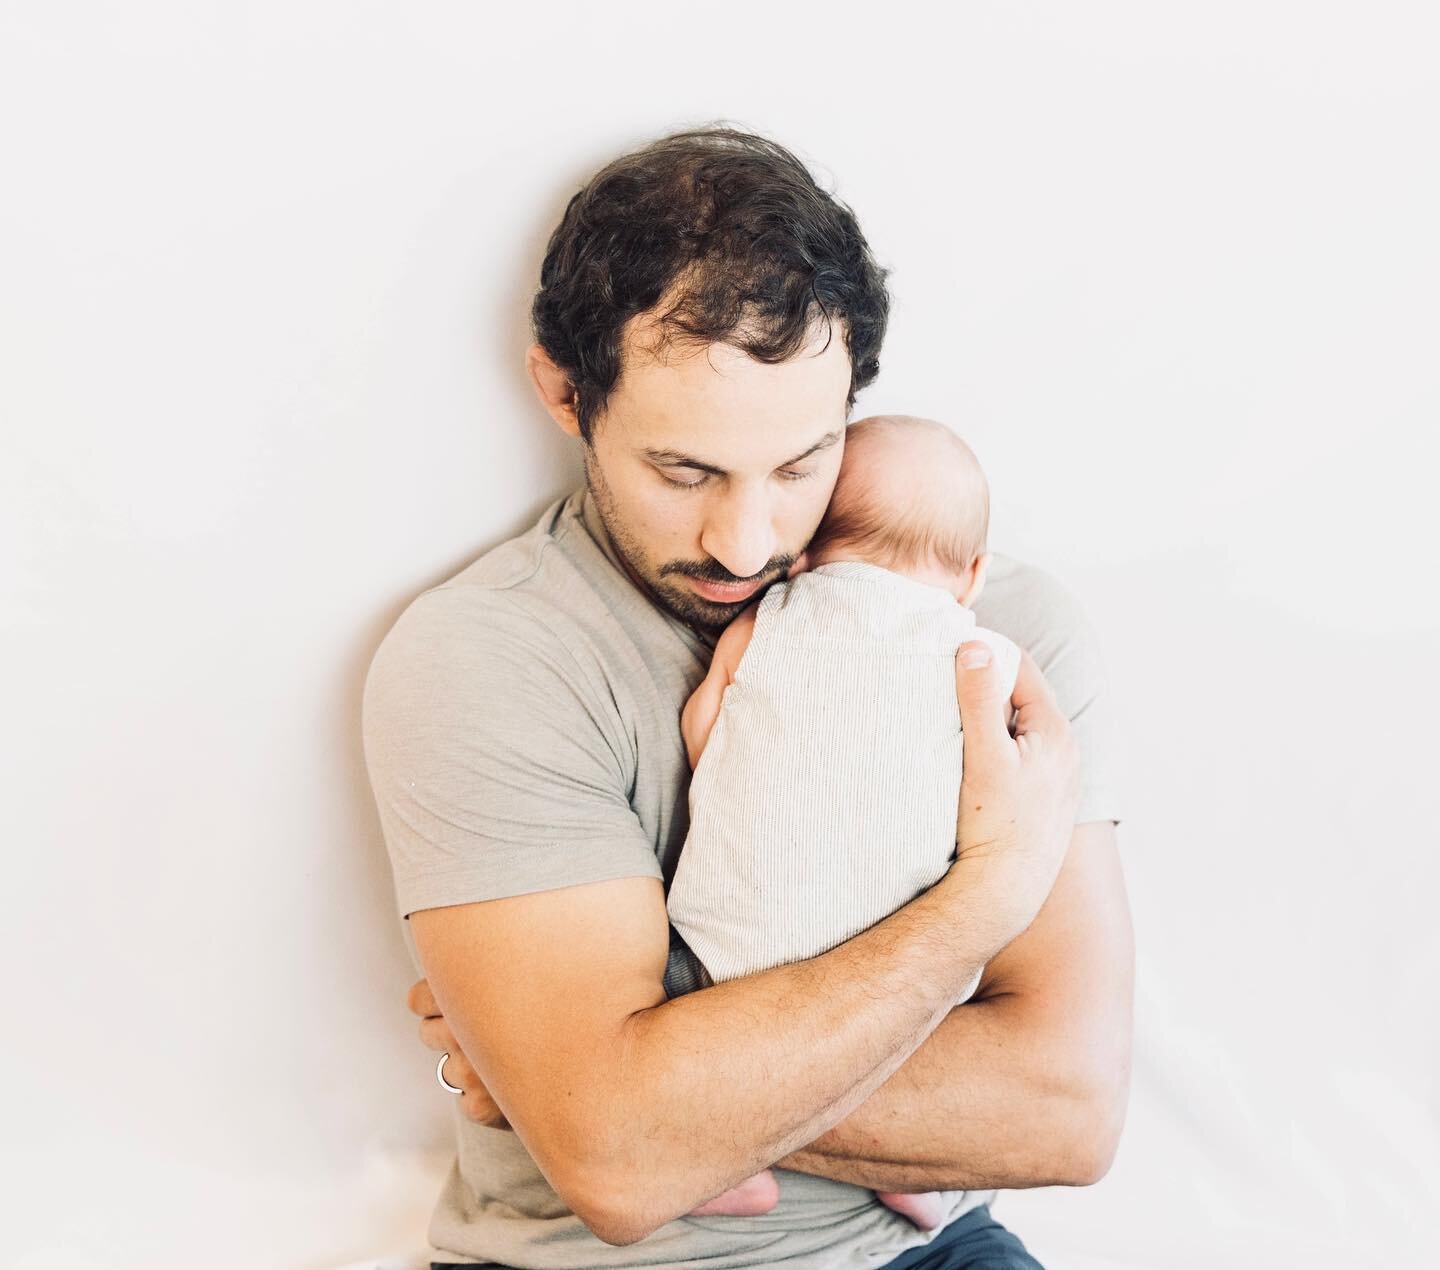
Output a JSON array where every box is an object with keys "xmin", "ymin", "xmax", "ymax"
[
  {"xmin": 583, "ymin": 871, "xmax": 1009, "ymax": 1241},
  {"xmin": 771, "ymin": 995, "xmax": 1098, "ymax": 1191},
  {"xmin": 771, "ymin": 822, "xmax": 1136, "ymax": 1194}
]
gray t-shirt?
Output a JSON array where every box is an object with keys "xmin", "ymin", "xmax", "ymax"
[{"xmin": 361, "ymin": 485, "xmax": 1125, "ymax": 1268}]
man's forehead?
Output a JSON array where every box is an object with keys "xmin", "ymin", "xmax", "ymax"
[{"xmin": 608, "ymin": 328, "xmax": 851, "ymax": 464}]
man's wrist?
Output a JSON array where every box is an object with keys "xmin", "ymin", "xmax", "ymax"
[{"xmin": 926, "ymin": 866, "xmax": 1016, "ymax": 995}]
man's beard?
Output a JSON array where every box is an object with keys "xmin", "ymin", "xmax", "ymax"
[{"xmin": 583, "ymin": 453, "xmax": 794, "ymax": 636}]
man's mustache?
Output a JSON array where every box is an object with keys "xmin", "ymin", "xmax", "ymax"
[{"xmin": 662, "ymin": 556, "xmax": 797, "ymax": 587}]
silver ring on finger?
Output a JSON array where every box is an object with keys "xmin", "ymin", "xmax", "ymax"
[{"xmin": 436, "ymin": 1051, "xmax": 464, "ymax": 1095}]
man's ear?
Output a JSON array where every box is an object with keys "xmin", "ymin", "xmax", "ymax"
[
  {"xmin": 958, "ymin": 551, "xmax": 990, "ymax": 608},
  {"xmin": 525, "ymin": 343, "xmax": 582, "ymax": 439}
]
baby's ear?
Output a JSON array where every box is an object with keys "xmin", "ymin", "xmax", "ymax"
[
  {"xmin": 959, "ymin": 552, "xmax": 991, "ymax": 607},
  {"xmin": 786, "ymin": 551, "xmax": 811, "ymax": 580}
]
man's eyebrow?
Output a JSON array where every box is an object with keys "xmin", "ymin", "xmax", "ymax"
[{"xmin": 641, "ymin": 428, "xmax": 844, "ymax": 475}]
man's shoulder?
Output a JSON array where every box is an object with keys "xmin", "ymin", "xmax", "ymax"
[
  {"xmin": 422, "ymin": 493, "xmax": 579, "ymax": 608},
  {"xmin": 365, "ymin": 495, "xmax": 599, "ymax": 698}
]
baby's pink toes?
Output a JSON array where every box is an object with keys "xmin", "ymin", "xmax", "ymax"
[
  {"xmin": 688, "ymin": 1169, "xmax": 781, "ymax": 1217},
  {"xmin": 875, "ymin": 1189, "xmax": 947, "ymax": 1230}
]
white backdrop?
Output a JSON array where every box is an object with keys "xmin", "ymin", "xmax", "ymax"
[{"xmin": 3, "ymin": 3, "xmax": 1436, "ymax": 1268}]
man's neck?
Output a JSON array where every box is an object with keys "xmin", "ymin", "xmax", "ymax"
[{"xmin": 577, "ymin": 486, "xmax": 720, "ymax": 651}]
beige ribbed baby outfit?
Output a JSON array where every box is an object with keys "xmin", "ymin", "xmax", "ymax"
[{"xmin": 667, "ymin": 559, "xmax": 1022, "ymax": 994}]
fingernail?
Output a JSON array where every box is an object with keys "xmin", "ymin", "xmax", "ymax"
[{"xmin": 960, "ymin": 646, "xmax": 991, "ymax": 669}]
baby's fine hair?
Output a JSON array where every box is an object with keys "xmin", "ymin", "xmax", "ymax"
[{"xmin": 807, "ymin": 416, "xmax": 990, "ymax": 576}]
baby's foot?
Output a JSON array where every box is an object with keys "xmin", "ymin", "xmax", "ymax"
[
  {"xmin": 876, "ymin": 1189, "xmax": 947, "ymax": 1230},
  {"xmin": 688, "ymin": 1168, "xmax": 781, "ymax": 1216}
]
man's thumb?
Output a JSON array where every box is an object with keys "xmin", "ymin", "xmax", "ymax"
[{"xmin": 955, "ymin": 639, "xmax": 1010, "ymax": 753}]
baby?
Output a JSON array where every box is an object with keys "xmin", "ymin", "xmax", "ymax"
[{"xmin": 668, "ymin": 414, "xmax": 1021, "ymax": 1232}]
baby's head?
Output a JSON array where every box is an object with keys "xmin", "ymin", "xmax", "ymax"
[{"xmin": 800, "ymin": 415, "xmax": 991, "ymax": 605}]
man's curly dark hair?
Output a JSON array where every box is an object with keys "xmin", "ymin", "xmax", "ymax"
[{"xmin": 530, "ymin": 123, "xmax": 892, "ymax": 444}]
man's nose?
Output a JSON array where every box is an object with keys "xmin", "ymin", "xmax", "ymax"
[{"xmin": 700, "ymin": 486, "xmax": 777, "ymax": 581}]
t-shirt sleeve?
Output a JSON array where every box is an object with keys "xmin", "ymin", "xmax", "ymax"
[
  {"xmin": 1051, "ymin": 611, "xmax": 1125, "ymax": 827},
  {"xmin": 1029, "ymin": 584, "xmax": 1126, "ymax": 827},
  {"xmin": 361, "ymin": 585, "xmax": 663, "ymax": 920},
  {"xmin": 979, "ymin": 560, "xmax": 1127, "ymax": 828}
]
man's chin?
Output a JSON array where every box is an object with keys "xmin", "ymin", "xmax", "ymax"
[{"xmin": 656, "ymin": 582, "xmax": 753, "ymax": 634}]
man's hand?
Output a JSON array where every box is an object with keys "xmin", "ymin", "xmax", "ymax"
[
  {"xmin": 407, "ymin": 645, "xmax": 1081, "ymax": 1153},
  {"xmin": 409, "ymin": 978, "xmax": 511, "ymax": 1130},
  {"xmin": 947, "ymin": 642, "xmax": 1083, "ymax": 954},
  {"xmin": 410, "ymin": 978, "xmax": 786, "ymax": 1215}
]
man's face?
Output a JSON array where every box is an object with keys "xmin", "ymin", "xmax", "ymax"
[{"xmin": 583, "ymin": 320, "xmax": 851, "ymax": 635}]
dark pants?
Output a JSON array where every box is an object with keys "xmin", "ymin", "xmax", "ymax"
[{"xmin": 431, "ymin": 1202, "xmax": 1043, "ymax": 1270}]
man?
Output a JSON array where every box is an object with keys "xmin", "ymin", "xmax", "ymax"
[{"xmin": 362, "ymin": 125, "xmax": 1134, "ymax": 1269}]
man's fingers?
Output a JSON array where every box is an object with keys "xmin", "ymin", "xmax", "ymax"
[
  {"xmin": 418, "ymin": 1014, "xmax": 465, "ymax": 1060},
  {"xmin": 1009, "ymin": 649, "xmax": 1083, "ymax": 808},
  {"xmin": 1009, "ymin": 649, "xmax": 1068, "ymax": 741},
  {"xmin": 954, "ymin": 639, "xmax": 1011, "ymax": 758},
  {"xmin": 460, "ymin": 1086, "xmax": 511, "ymax": 1130},
  {"xmin": 407, "ymin": 977, "xmax": 440, "ymax": 1018},
  {"xmin": 436, "ymin": 1050, "xmax": 512, "ymax": 1130},
  {"xmin": 406, "ymin": 977, "xmax": 509, "ymax": 1128},
  {"xmin": 1008, "ymin": 649, "xmax": 1054, "ymax": 714}
]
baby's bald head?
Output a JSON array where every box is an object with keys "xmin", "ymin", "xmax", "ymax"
[{"xmin": 807, "ymin": 415, "xmax": 990, "ymax": 587}]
